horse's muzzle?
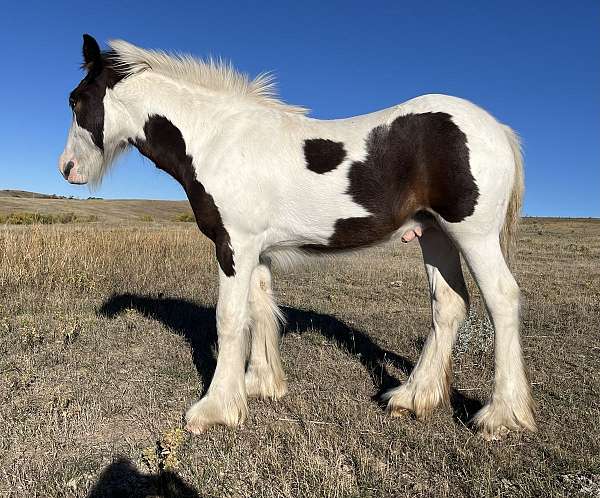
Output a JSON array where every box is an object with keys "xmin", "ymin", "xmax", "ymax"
[{"xmin": 59, "ymin": 158, "xmax": 87, "ymax": 184}]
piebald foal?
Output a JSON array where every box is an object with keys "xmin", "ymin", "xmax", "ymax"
[{"xmin": 59, "ymin": 35, "xmax": 535, "ymax": 439}]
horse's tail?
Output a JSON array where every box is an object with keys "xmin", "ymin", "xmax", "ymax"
[{"xmin": 500, "ymin": 125, "xmax": 525, "ymax": 265}]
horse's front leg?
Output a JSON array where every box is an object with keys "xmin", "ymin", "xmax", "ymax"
[{"xmin": 185, "ymin": 240, "xmax": 258, "ymax": 434}]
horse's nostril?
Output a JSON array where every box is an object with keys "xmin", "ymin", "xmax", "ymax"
[{"xmin": 63, "ymin": 161, "xmax": 74, "ymax": 178}]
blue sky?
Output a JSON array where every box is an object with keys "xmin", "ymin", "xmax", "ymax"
[{"xmin": 0, "ymin": 1, "xmax": 598, "ymax": 217}]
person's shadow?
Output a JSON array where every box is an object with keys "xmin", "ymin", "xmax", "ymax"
[
  {"xmin": 87, "ymin": 457, "xmax": 200, "ymax": 498},
  {"xmin": 98, "ymin": 293, "xmax": 481, "ymax": 424}
]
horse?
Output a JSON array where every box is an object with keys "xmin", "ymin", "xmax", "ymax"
[{"xmin": 58, "ymin": 34, "xmax": 536, "ymax": 440}]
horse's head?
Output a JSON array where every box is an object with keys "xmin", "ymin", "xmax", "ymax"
[{"xmin": 58, "ymin": 35, "xmax": 129, "ymax": 185}]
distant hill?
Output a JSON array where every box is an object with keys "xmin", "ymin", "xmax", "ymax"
[
  {"xmin": 0, "ymin": 190, "xmax": 193, "ymax": 222},
  {"xmin": 0, "ymin": 190, "xmax": 73, "ymax": 199}
]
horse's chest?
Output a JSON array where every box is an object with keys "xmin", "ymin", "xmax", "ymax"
[{"xmin": 133, "ymin": 115, "xmax": 236, "ymax": 276}]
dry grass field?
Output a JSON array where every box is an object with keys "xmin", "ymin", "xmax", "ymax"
[
  {"xmin": 0, "ymin": 200, "xmax": 599, "ymax": 497},
  {"xmin": 0, "ymin": 190, "xmax": 193, "ymax": 223}
]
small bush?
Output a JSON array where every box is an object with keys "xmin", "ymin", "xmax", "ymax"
[
  {"xmin": 139, "ymin": 215, "xmax": 154, "ymax": 222},
  {"xmin": 174, "ymin": 213, "xmax": 195, "ymax": 222},
  {"xmin": 141, "ymin": 428, "xmax": 186, "ymax": 472},
  {"xmin": 0, "ymin": 212, "xmax": 98, "ymax": 225}
]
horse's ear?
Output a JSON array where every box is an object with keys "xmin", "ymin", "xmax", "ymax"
[{"xmin": 82, "ymin": 34, "xmax": 101, "ymax": 68}]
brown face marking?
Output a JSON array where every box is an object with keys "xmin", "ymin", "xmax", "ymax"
[
  {"xmin": 303, "ymin": 112, "xmax": 478, "ymax": 252},
  {"xmin": 132, "ymin": 115, "xmax": 235, "ymax": 276},
  {"xmin": 68, "ymin": 35, "xmax": 125, "ymax": 150},
  {"xmin": 303, "ymin": 139, "xmax": 347, "ymax": 174}
]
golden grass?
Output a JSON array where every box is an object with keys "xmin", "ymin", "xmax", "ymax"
[
  {"xmin": 0, "ymin": 217, "xmax": 599, "ymax": 497},
  {"xmin": 0, "ymin": 196, "xmax": 193, "ymax": 223}
]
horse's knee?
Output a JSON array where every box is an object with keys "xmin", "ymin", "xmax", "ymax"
[
  {"xmin": 216, "ymin": 303, "xmax": 240, "ymax": 331},
  {"xmin": 432, "ymin": 279, "xmax": 468, "ymax": 330}
]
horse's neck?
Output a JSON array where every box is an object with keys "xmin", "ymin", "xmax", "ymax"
[{"xmin": 124, "ymin": 73, "xmax": 286, "ymax": 153}]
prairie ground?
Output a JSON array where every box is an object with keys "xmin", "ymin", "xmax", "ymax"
[
  {"xmin": 0, "ymin": 191, "xmax": 193, "ymax": 223},
  {"xmin": 0, "ymin": 211, "xmax": 599, "ymax": 497}
]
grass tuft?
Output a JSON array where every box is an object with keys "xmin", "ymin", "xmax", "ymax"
[
  {"xmin": 174, "ymin": 212, "xmax": 195, "ymax": 222},
  {"xmin": 142, "ymin": 428, "xmax": 187, "ymax": 473}
]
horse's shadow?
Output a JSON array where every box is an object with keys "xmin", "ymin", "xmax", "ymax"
[{"xmin": 98, "ymin": 293, "xmax": 481, "ymax": 424}]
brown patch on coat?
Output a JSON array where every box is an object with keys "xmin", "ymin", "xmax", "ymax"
[
  {"xmin": 303, "ymin": 139, "xmax": 347, "ymax": 174},
  {"xmin": 132, "ymin": 115, "xmax": 235, "ymax": 276},
  {"xmin": 304, "ymin": 112, "xmax": 478, "ymax": 252}
]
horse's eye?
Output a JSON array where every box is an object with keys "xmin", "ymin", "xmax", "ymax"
[{"xmin": 69, "ymin": 97, "xmax": 76, "ymax": 109}]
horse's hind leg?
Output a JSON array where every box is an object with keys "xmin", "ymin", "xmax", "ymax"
[
  {"xmin": 454, "ymin": 233, "xmax": 536, "ymax": 439},
  {"xmin": 245, "ymin": 263, "xmax": 287, "ymax": 399},
  {"xmin": 383, "ymin": 227, "xmax": 469, "ymax": 419}
]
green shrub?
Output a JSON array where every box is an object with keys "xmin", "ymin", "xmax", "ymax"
[
  {"xmin": 174, "ymin": 213, "xmax": 195, "ymax": 222},
  {"xmin": 0, "ymin": 212, "xmax": 98, "ymax": 225}
]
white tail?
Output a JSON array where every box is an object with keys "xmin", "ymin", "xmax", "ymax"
[{"xmin": 500, "ymin": 125, "xmax": 525, "ymax": 264}]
